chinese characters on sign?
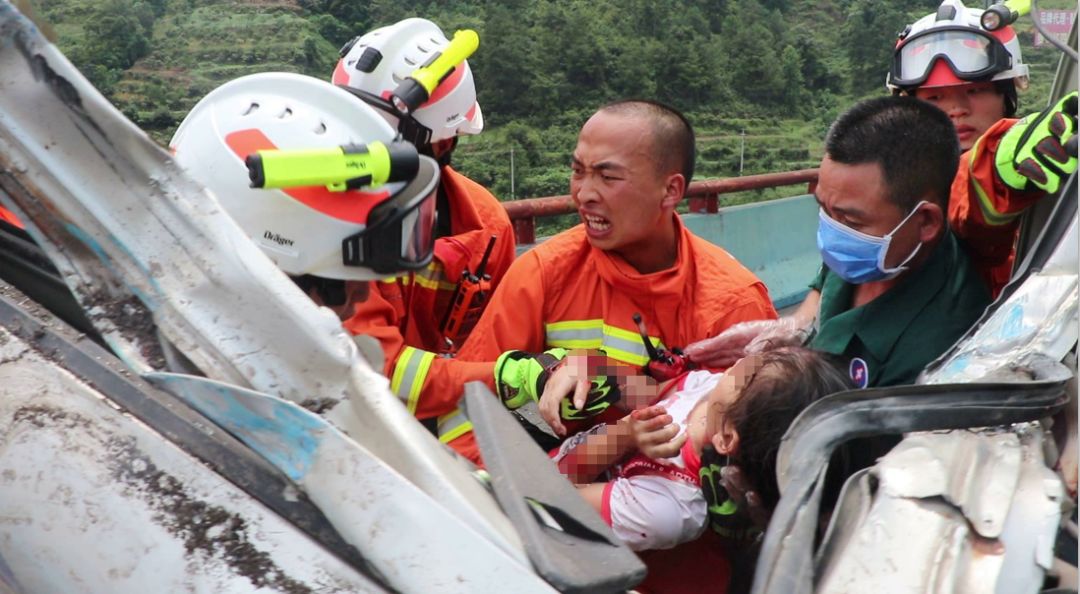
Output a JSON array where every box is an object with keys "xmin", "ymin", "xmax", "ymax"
[{"xmin": 1034, "ymin": 10, "xmax": 1076, "ymax": 48}]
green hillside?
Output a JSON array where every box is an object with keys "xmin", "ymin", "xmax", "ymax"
[{"xmin": 25, "ymin": 0, "xmax": 1074, "ymax": 231}]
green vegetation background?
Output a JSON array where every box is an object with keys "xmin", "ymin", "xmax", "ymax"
[{"xmin": 28, "ymin": 0, "xmax": 1071, "ymax": 235}]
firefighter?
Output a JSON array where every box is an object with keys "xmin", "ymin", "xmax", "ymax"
[
  {"xmin": 458, "ymin": 99, "xmax": 777, "ymax": 436},
  {"xmin": 888, "ymin": 0, "xmax": 1077, "ymax": 296},
  {"xmin": 333, "ymin": 19, "xmax": 516, "ymax": 461}
]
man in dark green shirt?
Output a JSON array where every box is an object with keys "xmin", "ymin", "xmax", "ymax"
[
  {"xmin": 808, "ymin": 231, "xmax": 989, "ymax": 387},
  {"xmin": 685, "ymin": 96, "xmax": 991, "ymax": 388}
]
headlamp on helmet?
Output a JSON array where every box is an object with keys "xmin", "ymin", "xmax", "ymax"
[
  {"xmin": 170, "ymin": 72, "xmax": 440, "ymax": 281},
  {"xmin": 886, "ymin": 0, "xmax": 1029, "ymax": 93},
  {"xmin": 331, "ymin": 18, "xmax": 485, "ymax": 145}
]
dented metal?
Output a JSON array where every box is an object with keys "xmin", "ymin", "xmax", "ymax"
[
  {"xmin": 0, "ymin": 315, "xmax": 386, "ymax": 593},
  {"xmin": 815, "ymin": 429, "xmax": 1065, "ymax": 594}
]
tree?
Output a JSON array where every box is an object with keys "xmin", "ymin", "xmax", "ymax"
[
  {"xmin": 779, "ymin": 45, "xmax": 808, "ymax": 111},
  {"xmin": 842, "ymin": 0, "xmax": 908, "ymax": 95},
  {"xmin": 719, "ymin": 0, "xmax": 786, "ymax": 106}
]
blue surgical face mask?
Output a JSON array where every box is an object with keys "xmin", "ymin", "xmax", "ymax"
[{"xmin": 816, "ymin": 201, "xmax": 926, "ymax": 284}]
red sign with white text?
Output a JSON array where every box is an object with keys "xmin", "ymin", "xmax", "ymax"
[{"xmin": 1033, "ymin": 10, "xmax": 1076, "ymax": 48}]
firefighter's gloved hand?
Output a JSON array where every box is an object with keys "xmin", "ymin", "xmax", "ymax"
[
  {"xmin": 996, "ymin": 91, "xmax": 1078, "ymax": 195},
  {"xmin": 684, "ymin": 318, "xmax": 808, "ymax": 369},
  {"xmin": 538, "ymin": 354, "xmax": 623, "ymax": 436},
  {"xmin": 494, "ymin": 348, "xmax": 567, "ymax": 409}
]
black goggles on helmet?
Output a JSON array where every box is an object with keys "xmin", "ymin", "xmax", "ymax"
[
  {"xmin": 342, "ymin": 154, "xmax": 438, "ymax": 275},
  {"xmin": 337, "ymin": 85, "xmax": 434, "ymax": 148},
  {"xmin": 889, "ymin": 26, "xmax": 1013, "ymax": 89}
]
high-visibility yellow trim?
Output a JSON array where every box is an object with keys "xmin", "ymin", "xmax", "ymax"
[
  {"xmin": 380, "ymin": 262, "xmax": 456, "ymax": 291},
  {"xmin": 389, "ymin": 347, "xmax": 413, "ymax": 395},
  {"xmin": 596, "ymin": 346, "xmax": 650, "ymax": 368},
  {"xmin": 971, "ymin": 135, "xmax": 1022, "ymax": 227},
  {"xmin": 604, "ymin": 323, "xmax": 648, "ymax": 343},
  {"xmin": 437, "ymin": 408, "xmax": 473, "ymax": 444},
  {"xmin": 546, "ymin": 319, "xmax": 603, "ymax": 332},
  {"xmin": 390, "ymin": 346, "xmax": 436, "ymax": 415},
  {"xmin": 544, "ymin": 320, "xmax": 665, "ymax": 368},
  {"xmin": 405, "ymin": 273, "xmax": 457, "ymax": 291}
]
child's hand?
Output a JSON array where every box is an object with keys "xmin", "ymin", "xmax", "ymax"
[{"xmin": 628, "ymin": 405, "xmax": 686, "ymax": 459}]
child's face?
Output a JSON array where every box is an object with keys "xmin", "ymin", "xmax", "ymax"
[{"xmin": 704, "ymin": 355, "xmax": 764, "ymax": 454}]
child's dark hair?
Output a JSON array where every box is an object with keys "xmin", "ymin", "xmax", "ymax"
[{"xmin": 724, "ymin": 347, "xmax": 853, "ymax": 509}]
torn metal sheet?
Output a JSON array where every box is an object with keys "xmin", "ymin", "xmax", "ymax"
[
  {"xmin": 0, "ymin": 0, "xmax": 529, "ymax": 575},
  {"xmin": 815, "ymin": 429, "xmax": 1065, "ymax": 594},
  {"xmin": 924, "ymin": 216, "xmax": 1078, "ymax": 385}
]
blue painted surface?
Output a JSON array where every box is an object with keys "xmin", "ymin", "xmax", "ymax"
[
  {"xmin": 518, "ymin": 194, "xmax": 822, "ymax": 310},
  {"xmin": 146, "ymin": 373, "xmax": 326, "ymax": 481},
  {"xmin": 682, "ymin": 194, "xmax": 821, "ymax": 310}
]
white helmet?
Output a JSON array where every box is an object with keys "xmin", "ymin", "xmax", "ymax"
[
  {"xmin": 170, "ymin": 72, "xmax": 439, "ymax": 281},
  {"xmin": 332, "ymin": 18, "xmax": 484, "ymax": 146},
  {"xmin": 887, "ymin": 0, "xmax": 1029, "ymax": 93}
]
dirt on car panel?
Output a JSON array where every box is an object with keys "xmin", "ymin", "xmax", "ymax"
[
  {"xmin": 89, "ymin": 294, "xmax": 167, "ymax": 370},
  {"xmin": 107, "ymin": 434, "xmax": 315, "ymax": 594},
  {"xmin": 12, "ymin": 404, "xmax": 314, "ymax": 594},
  {"xmin": 299, "ymin": 397, "xmax": 339, "ymax": 414}
]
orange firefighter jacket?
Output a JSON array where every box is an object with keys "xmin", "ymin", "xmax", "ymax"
[
  {"xmin": 449, "ymin": 216, "xmax": 777, "ymax": 463},
  {"xmin": 342, "ymin": 165, "xmax": 514, "ymax": 462},
  {"xmin": 950, "ymin": 118, "xmax": 1044, "ymax": 298},
  {"xmin": 458, "ymin": 215, "xmax": 778, "ymax": 373}
]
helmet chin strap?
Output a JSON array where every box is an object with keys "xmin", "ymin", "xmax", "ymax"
[
  {"xmin": 291, "ymin": 274, "xmax": 347, "ymax": 306},
  {"xmin": 421, "ymin": 137, "xmax": 458, "ymax": 168}
]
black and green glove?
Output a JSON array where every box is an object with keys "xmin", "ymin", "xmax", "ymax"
[
  {"xmin": 558, "ymin": 375, "xmax": 622, "ymax": 421},
  {"xmin": 494, "ymin": 348, "xmax": 567, "ymax": 409},
  {"xmin": 494, "ymin": 348, "xmax": 623, "ymax": 420},
  {"xmin": 996, "ymin": 91, "xmax": 1078, "ymax": 195}
]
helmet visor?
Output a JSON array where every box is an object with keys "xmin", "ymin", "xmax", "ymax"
[
  {"xmin": 399, "ymin": 187, "xmax": 437, "ymax": 264},
  {"xmin": 342, "ymin": 155, "xmax": 439, "ymax": 274},
  {"xmin": 891, "ymin": 27, "xmax": 1012, "ymax": 88}
]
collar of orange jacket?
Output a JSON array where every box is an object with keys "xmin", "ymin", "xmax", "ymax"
[{"xmin": 593, "ymin": 214, "xmax": 688, "ymax": 297}]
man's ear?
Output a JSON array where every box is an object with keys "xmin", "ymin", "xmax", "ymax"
[
  {"xmin": 711, "ymin": 422, "xmax": 739, "ymax": 456},
  {"xmin": 916, "ymin": 199, "xmax": 946, "ymax": 243},
  {"xmin": 660, "ymin": 173, "xmax": 686, "ymax": 210}
]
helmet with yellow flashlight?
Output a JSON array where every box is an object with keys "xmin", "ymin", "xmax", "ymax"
[
  {"xmin": 332, "ymin": 18, "xmax": 483, "ymax": 147},
  {"xmin": 170, "ymin": 72, "xmax": 439, "ymax": 281}
]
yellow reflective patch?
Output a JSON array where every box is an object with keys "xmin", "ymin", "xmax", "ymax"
[
  {"xmin": 389, "ymin": 346, "xmax": 414, "ymax": 396},
  {"xmin": 391, "ymin": 346, "xmax": 436, "ymax": 415},
  {"xmin": 438, "ymin": 419, "xmax": 473, "ymax": 444},
  {"xmin": 971, "ymin": 135, "xmax": 1021, "ymax": 227}
]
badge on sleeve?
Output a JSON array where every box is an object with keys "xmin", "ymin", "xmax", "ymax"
[{"xmin": 849, "ymin": 357, "xmax": 869, "ymax": 389}]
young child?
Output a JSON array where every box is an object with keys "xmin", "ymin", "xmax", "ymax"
[{"xmin": 547, "ymin": 347, "xmax": 853, "ymax": 593}]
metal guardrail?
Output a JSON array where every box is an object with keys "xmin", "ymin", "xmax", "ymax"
[{"xmin": 502, "ymin": 168, "xmax": 820, "ymax": 244}]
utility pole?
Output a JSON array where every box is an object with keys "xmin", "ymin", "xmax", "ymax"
[
  {"xmin": 739, "ymin": 130, "xmax": 746, "ymax": 176},
  {"xmin": 510, "ymin": 145, "xmax": 515, "ymax": 199}
]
